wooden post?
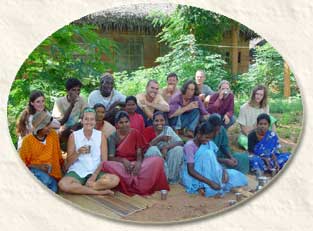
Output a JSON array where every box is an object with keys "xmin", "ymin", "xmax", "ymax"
[
  {"xmin": 284, "ymin": 61, "xmax": 291, "ymax": 98},
  {"xmin": 231, "ymin": 22, "xmax": 240, "ymax": 75}
]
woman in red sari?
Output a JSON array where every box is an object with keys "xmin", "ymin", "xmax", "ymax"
[{"xmin": 102, "ymin": 111, "xmax": 169, "ymax": 196}]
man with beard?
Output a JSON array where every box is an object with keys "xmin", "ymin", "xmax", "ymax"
[
  {"xmin": 136, "ymin": 80, "xmax": 169, "ymax": 126},
  {"xmin": 88, "ymin": 73, "xmax": 126, "ymax": 124},
  {"xmin": 160, "ymin": 72, "xmax": 180, "ymax": 103}
]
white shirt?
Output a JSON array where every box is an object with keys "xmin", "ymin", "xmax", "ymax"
[
  {"xmin": 67, "ymin": 128, "xmax": 102, "ymax": 177},
  {"xmin": 88, "ymin": 89, "xmax": 126, "ymax": 109}
]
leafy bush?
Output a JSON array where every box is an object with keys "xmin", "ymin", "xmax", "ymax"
[
  {"xmin": 8, "ymin": 24, "xmax": 117, "ymax": 146},
  {"xmin": 114, "ymin": 34, "xmax": 228, "ymax": 95}
]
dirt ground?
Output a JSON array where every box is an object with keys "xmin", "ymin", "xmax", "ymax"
[
  {"xmin": 121, "ymin": 122, "xmax": 299, "ymax": 223},
  {"xmin": 123, "ymin": 176, "xmax": 258, "ymax": 223}
]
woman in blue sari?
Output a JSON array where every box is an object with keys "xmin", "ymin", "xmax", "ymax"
[
  {"xmin": 248, "ymin": 113, "xmax": 291, "ymax": 173},
  {"xmin": 181, "ymin": 122, "xmax": 247, "ymax": 197}
]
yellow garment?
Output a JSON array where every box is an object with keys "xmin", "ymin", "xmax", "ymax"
[{"xmin": 19, "ymin": 130, "xmax": 63, "ymax": 180}]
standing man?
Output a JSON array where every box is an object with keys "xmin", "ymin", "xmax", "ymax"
[
  {"xmin": 136, "ymin": 80, "xmax": 169, "ymax": 126},
  {"xmin": 195, "ymin": 70, "xmax": 214, "ymax": 106},
  {"xmin": 52, "ymin": 78, "xmax": 87, "ymax": 150},
  {"xmin": 88, "ymin": 72, "xmax": 126, "ymax": 124},
  {"xmin": 161, "ymin": 72, "xmax": 180, "ymax": 103}
]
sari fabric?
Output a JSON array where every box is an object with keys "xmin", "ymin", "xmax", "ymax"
[
  {"xmin": 103, "ymin": 129, "xmax": 169, "ymax": 196},
  {"xmin": 248, "ymin": 130, "xmax": 291, "ymax": 172},
  {"xmin": 181, "ymin": 141, "xmax": 247, "ymax": 197},
  {"xmin": 144, "ymin": 126, "xmax": 184, "ymax": 184}
]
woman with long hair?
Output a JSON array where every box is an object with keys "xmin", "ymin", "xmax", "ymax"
[
  {"xmin": 169, "ymin": 79, "xmax": 209, "ymax": 138},
  {"xmin": 237, "ymin": 85, "xmax": 276, "ymax": 150},
  {"xmin": 16, "ymin": 90, "xmax": 60, "ymax": 149}
]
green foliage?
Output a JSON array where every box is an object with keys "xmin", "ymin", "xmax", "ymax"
[
  {"xmin": 150, "ymin": 5, "xmax": 232, "ymax": 46},
  {"xmin": 235, "ymin": 43, "xmax": 299, "ymax": 97},
  {"xmin": 8, "ymin": 23, "xmax": 117, "ymax": 145},
  {"xmin": 114, "ymin": 34, "xmax": 228, "ymax": 95}
]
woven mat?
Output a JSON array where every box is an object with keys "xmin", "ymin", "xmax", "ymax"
[{"xmin": 60, "ymin": 192, "xmax": 155, "ymax": 218}]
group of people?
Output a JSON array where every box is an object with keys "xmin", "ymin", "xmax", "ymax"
[{"xmin": 16, "ymin": 70, "xmax": 291, "ymax": 198}]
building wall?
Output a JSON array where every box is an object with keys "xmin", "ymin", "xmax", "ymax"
[
  {"xmin": 220, "ymin": 31, "xmax": 250, "ymax": 74},
  {"xmin": 99, "ymin": 30, "xmax": 250, "ymax": 74}
]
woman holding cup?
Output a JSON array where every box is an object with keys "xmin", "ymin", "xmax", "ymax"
[
  {"xmin": 206, "ymin": 80, "xmax": 235, "ymax": 129},
  {"xmin": 58, "ymin": 107, "xmax": 119, "ymax": 195}
]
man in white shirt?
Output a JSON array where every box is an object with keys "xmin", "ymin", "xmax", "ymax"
[{"xmin": 88, "ymin": 73, "xmax": 126, "ymax": 124}]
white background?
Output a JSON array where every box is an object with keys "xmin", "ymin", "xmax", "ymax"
[{"xmin": 0, "ymin": 0, "xmax": 312, "ymax": 230}]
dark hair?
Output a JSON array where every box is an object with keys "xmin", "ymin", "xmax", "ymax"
[
  {"xmin": 114, "ymin": 111, "xmax": 129, "ymax": 125},
  {"xmin": 167, "ymin": 72, "xmax": 178, "ymax": 81},
  {"xmin": 181, "ymin": 79, "xmax": 200, "ymax": 96},
  {"xmin": 257, "ymin": 113, "xmax": 270, "ymax": 124},
  {"xmin": 208, "ymin": 113, "xmax": 222, "ymax": 127},
  {"xmin": 125, "ymin": 96, "xmax": 137, "ymax": 105},
  {"xmin": 195, "ymin": 121, "xmax": 215, "ymax": 136},
  {"xmin": 16, "ymin": 90, "xmax": 45, "ymax": 137},
  {"xmin": 146, "ymin": 79, "xmax": 158, "ymax": 88},
  {"xmin": 65, "ymin": 78, "xmax": 82, "ymax": 91},
  {"xmin": 93, "ymin": 103, "xmax": 106, "ymax": 111},
  {"xmin": 152, "ymin": 111, "xmax": 165, "ymax": 121},
  {"xmin": 100, "ymin": 72, "xmax": 114, "ymax": 84},
  {"xmin": 249, "ymin": 85, "xmax": 268, "ymax": 108}
]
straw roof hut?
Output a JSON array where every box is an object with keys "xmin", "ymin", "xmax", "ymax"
[{"xmin": 74, "ymin": 3, "xmax": 257, "ymax": 73}]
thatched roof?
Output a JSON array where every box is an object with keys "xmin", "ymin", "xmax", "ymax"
[
  {"xmin": 74, "ymin": 3, "xmax": 176, "ymax": 34},
  {"xmin": 74, "ymin": 3, "xmax": 258, "ymax": 39}
]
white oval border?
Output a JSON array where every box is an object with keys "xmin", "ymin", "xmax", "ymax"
[{"xmin": 0, "ymin": 0, "xmax": 312, "ymax": 230}]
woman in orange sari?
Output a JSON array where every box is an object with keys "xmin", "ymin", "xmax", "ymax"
[{"xmin": 102, "ymin": 111, "xmax": 169, "ymax": 196}]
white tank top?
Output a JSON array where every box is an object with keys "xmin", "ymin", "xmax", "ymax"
[{"xmin": 68, "ymin": 128, "xmax": 102, "ymax": 177}]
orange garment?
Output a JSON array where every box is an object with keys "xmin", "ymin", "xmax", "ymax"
[{"xmin": 19, "ymin": 129, "xmax": 63, "ymax": 180}]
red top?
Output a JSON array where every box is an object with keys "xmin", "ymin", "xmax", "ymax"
[{"xmin": 128, "ymin": 112, "xmax": 145, "ymax": 133}]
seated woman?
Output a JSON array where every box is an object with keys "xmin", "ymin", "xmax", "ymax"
[
  {"xmin": 237, "ymin": 85, "xmax": 277, "ymax": 150},
  {"xmin": 181, "ymin": 122, "xmax": 247, "ymax": 197},
  {"xmin": 144, "ymin": 111, "xmax": 184, "ymax": 184},
  {"xmin": 102, "ymin": 111, "xmax": 169, "ymax": 196},
  {"xmin": 58, "ymin": 107, "xmax": 119, "ymax": 195},
  {"xmin": 16, "ymin": 90, "xmax": 60, "ymax": 150},
  {"xmin": 93, "ymin": 103, "xmax": 116, "ymax": 138},
  {"xmin": 206, "ymin": 80, "xmax": 235, "ymax": 129},
  {"xmin": 169, "ymin": 79, "xmax": 209, "ymax": 138},
  {"xmin": 248, "ymin": 113, "xmax": 290, "ymax": 174},
  {"xmin": 209, "ymin": 114, "xmax": 249, "ymax": 174},
  {"xmin": 19, "ymin": 111, "xmax": 63, "ymax": 193},
  {"xmin": 124, "ymin": 96, "xmax": 145, "ymax": 133}
]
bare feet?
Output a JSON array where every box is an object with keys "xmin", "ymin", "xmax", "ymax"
[
  {"xmin": 97, "ymin": 189, "xmax": 115, "ymax": 196},
  {"xmin": 198, "ymin": 188, "xmax": 205, "ymax": 196},
  {"xmin": 214, "ymin": 193, "xmax": 223, "ymax": 199}
]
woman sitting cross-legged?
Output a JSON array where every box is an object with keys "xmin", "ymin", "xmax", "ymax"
[
  {"xmin": 168, "ymin": 79, "xmax": 209, "ymax": 138},
  {"xmin": 102, "ymin": 111, "xmax": 169, "ymax": 196},
  {"xmin": 181, "ymin": 122, "xmax": 248, "ymax": 197},
  {"xmin": 144, "ymin": 111, "xmax": 184, "ymax": 184},
  {"xmin": 58, "ymin": 107, "xmax": 120, "ymax": 195},
  {"xmin": 248, "ymin": 113, "xmax": 291, "ymax": 174}
]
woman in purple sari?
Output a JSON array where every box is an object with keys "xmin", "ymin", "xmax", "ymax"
[{"xmin": 248, "ymin": 113, "xmax": 291, "ymax": 173}]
